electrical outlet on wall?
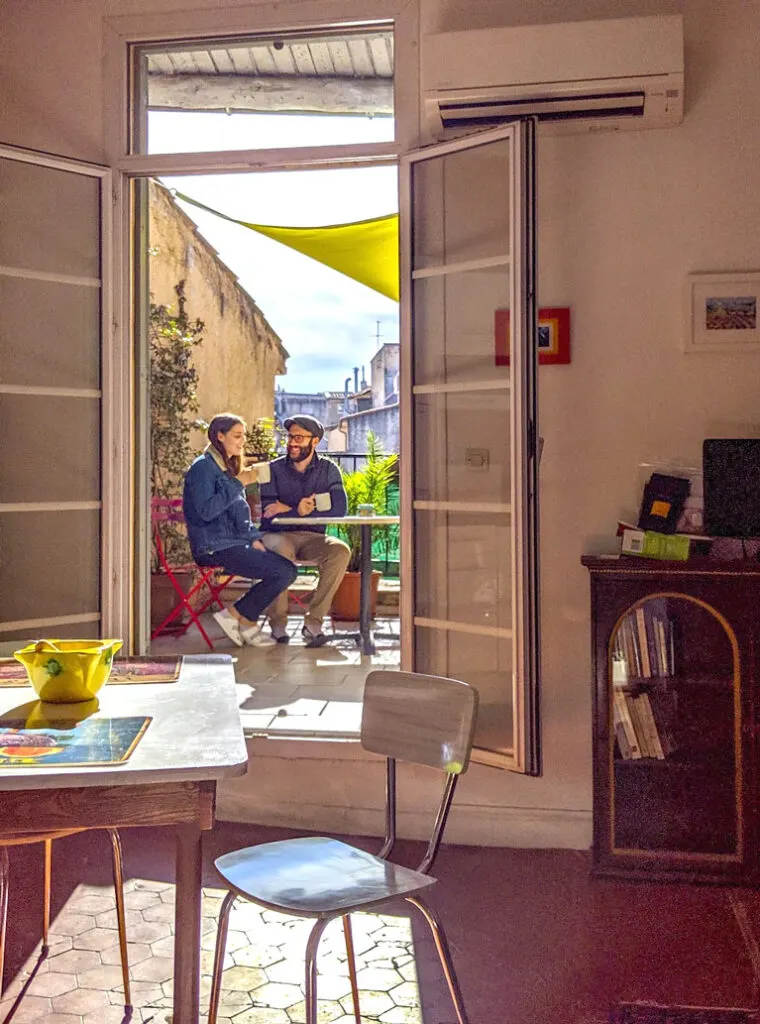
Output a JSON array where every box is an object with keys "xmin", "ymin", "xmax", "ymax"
[{"xmin": 465, "ymin": 447, "xmax": 490, "ymax": 468}]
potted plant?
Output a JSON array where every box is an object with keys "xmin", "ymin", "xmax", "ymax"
[
  {"xmin": 330, "ymin": 432, "xmax": 398, "ymax": 621},
  {"xmin": 150, "ymin": 282, "xmax": 204, "ymax": 629}
]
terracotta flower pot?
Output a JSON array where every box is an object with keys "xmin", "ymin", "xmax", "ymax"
[
  {"xmin": 150, "ymin": 572, "xmax": 191, "ymax": 629},
  {"xmin": 330, "ymin": 570, "xmax": 382, "ymax": 622}
]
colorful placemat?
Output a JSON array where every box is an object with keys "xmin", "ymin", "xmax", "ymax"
[
  {"xmin": 0, "ymin": 715, "xmax": 152, "ymax": 767},
  {"xmin": 0, "ymin": 656, "xmax": 182, "ymax": 687}
]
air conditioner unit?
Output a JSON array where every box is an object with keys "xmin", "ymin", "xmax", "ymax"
[{"xmin": 423, "ymin": 15, "xmax": 684, "ymax": 139}]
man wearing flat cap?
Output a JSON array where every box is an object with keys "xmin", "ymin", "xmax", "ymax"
[{"xmin": 259, "ymin": 415, "xmax": 350, "ymax": 647}]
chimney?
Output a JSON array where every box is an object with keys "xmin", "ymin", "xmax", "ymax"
[
  {"xmin": 353, "ymin": 366, "xmax": 359, "ymax": 393},
  {"xmin": 361, "ymin": 365, "xmax": 367, "ymax": 388}
]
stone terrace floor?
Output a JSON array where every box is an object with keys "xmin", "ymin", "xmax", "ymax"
[
  {"xmin": 0, "ymin": 873, "xmax": 422, "ymax": 1024},
  {"xmin": 150, "ymin": 613, "xmax": 401, "ymax": 739}
]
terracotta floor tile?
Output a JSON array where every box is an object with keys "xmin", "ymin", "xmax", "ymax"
[
  {"xmin": 73, "ymin": 925, "xmax": 121, "ymax": 951},
  {"xmin": 76, "ymin": 962, "xmax": 128, "ymax": 990},
  {"xmin": 50, "ymin": 985, "xmax": 111, "ymax": 1014},
  {"xmin": 25, "ymin": 969, "xmax": 77, "ymax": 997},
  {"xmin": 48, "ymin": 948, "xmax": 102, "ymax": 974}
]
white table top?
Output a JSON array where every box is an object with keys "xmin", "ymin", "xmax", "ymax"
[
  {"xmin": 0, "ymin": 654, "xmax": 248, "ymax": 791},
  {"xmin": 271, "ymin": 515, "xmax": 400, "ymax": 526}
]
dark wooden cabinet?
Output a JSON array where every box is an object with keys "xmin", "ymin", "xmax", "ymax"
[{"xmin": 583, "ymin": 556, "xmax": 760, "ymax": 884}]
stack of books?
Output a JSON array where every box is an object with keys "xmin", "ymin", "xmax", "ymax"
[{"xmin": 611, "ymin": 601, "xmax": 678, "ymax": 760}]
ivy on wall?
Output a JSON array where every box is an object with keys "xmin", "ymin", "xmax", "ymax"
[{"xmin": 150, "ymin": 280, "xmax": 204, "ymax": 569}]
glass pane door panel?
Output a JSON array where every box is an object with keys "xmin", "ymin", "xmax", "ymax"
[
  {"xmin": 414, "ymin": 392, "xmax": 511, "ymax": 505},
  {"xmin": 412, "ymin": 139, "xmax": 511, "ymax": 269},
  {"xmin": 413, "ymin": 268, "xmax": 511, "ymax": 386},
  {"xmin": 0, "ymin": 159, "xmax": 100, "ymax": 277},
  {"xmin": 0, "ymin": 510, "xmax": 101, "ymax": 624},
  {"xmin": 0, "ymin": 150, "xmax": 104, "ymax": 654},
  {"xmin": 0, "ymin": 395, "xmax": 101, "ymax": 503},
  {"xmin": 611, "ymin": 595, "xmax": 739, "ymax": 856},
  {"xmin": 415, "ymin": 625, "xmax": 513, "ymax": 756},
  {"xmin": 405, "ymin": 123, "xmax": 537, "ymax": 771},
  {"xmin": 414, "ymin": 511, "xmax": 512, "ymax": 628},
  {"xmin": 0, "ymin": 276, "xmax": 101, "ymax": 388}
]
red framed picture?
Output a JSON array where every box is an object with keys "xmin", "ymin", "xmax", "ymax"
[{"xmin": 494, "ymin": 307, "xmax": 571, "ymax": 365}]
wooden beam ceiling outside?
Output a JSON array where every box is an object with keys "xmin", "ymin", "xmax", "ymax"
[
  {"xmin": 147, "ymin": 74, "xmax": 393, "ymax": 114},
  {"xmin": 144, "ymin": 34, "xmax": 394, "ymax": 115}
]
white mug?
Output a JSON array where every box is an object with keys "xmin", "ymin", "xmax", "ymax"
[
  {"xmin": 256, "ymin": 463, "xmax": 271, "ymax": 485},
  {"xmin": 315, "ymin": 492, "xmax": 332, "ymax": 512}
]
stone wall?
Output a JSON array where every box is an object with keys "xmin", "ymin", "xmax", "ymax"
[
  {"xmin": 149, "ymin": 182, "xmax": 288, "ymax": 449},
  {"xmin": 342, "ymin": 403, "xmax": 400, "ymax": 454}
]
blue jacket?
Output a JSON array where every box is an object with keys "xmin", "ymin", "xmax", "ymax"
[
  {"xmin": 183, "ymin": 449, "xmax": 261, "ymax": 560},
  {"xmin": 259, "ymin": 454, "xmax": 347, "ymax": 534}
]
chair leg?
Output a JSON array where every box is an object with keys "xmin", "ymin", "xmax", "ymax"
[
  {"xmin": 107, "ymin": 830, "xmax": 132, "ymax": 1009},
  {"xmin": 208, "ymin": 890, "xmax": 236, "ymax": 1024},
  {"xmin": 304, "ymin": 918, "xmax": 329, "ymax": 1024},
  {"xmin": 0, "ymin": 848, "xmax": 9, "ymax": 997},
  {"xmin": 405, "ymin": 895, "xmax": 469, "ymax": 1024},
  {"xmin": 341, "ymin": 915, "xmax": 362, "ymax": 1024},
  {"xmin": 42, "ymin": 838, "xmax": 52, "ymax": 954}
]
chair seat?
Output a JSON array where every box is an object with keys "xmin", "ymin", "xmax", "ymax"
[{"xmin": 215, "ymin": 836, "xmax": 437, "ymax": 919}]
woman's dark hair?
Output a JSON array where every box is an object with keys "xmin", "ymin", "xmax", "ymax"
[{"xmin": 207, "ymin": 413, "xmax": 245, "ymax": 476}]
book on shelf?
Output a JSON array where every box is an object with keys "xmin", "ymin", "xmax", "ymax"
[
  {"xmin": 613, "ymin": 689, "xmax": 642, "ymax": 759},
  {"xmin": 616, "ymin": 601, "xmax": 674, "ymax": 681},
  {"xmin": 635, "ymin": 692, "xmax": 665, "ymax": 759}
]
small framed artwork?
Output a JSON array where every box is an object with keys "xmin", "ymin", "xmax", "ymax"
[
  {"xmin": 684, "ymin": 271, "xmax": 760, "ymax": 352},
  {"xmin": 494, "ymin": 307, "xmax": 571, "ymax": 366}
]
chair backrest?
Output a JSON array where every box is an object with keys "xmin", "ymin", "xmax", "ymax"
[
  {"xmin": 361, "ymin": 670, "xmax": 478, "ymax": 774},
  {"xmin": 151, "ymin": 496, "xmax": 186, "ymax": 526},
  {"xmin": 361, "ymin": 670, "xmax": 479, "ymax": 873}
]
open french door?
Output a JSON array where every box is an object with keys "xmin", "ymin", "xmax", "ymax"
[
  {"xmin": 400, "ymin": 121, "xmax": 540, "ymax": 772},
  {"xmin": 0, "ymin": 144, "xmax": 128, "ymax": 653}
]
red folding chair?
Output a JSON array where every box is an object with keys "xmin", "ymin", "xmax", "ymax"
[{"xmin": 150, "ymin": 497, "xmax": 234, "ymax": 650}]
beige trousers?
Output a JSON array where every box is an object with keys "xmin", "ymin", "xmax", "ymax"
[{"xmin": 260, "ymin": 531, "xmax": 351, "ymax": 630}]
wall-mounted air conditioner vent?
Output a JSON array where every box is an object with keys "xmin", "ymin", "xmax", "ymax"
[{"xmin": 423, "ymin": 15, "xmax": 684, "ymax": 139}]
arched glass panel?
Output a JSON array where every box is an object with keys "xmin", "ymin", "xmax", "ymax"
[{"xmin": 609, "ymin": 594, "xmax": 740, "ymax": 857}]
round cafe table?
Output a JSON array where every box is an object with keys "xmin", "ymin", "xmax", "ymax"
[{"xmin": 272, "ymin": 515, "xmax": 400, "ymax": 654}]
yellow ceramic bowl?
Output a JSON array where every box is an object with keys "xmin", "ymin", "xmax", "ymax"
[{"xmin": 13, "ymin": 639, "xmax": 123, "ymax": 703}]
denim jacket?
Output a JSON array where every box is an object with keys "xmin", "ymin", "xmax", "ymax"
[{"xmin": 183, "ymin": 448, "xmax": 261, "ymax": 561}]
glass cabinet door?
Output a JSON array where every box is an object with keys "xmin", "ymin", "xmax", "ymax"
[
  {"xmin": 400, "ymin": 122, "xmax": 539, "ymax": 772},
  {"xmin": 609, "ymin": 595, "xmax": 741, "ymax": 861}
]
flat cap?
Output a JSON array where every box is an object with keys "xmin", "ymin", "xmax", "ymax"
[{"xmin": 284, "ymin": 414, "xmax": 325, "ymax": 441}]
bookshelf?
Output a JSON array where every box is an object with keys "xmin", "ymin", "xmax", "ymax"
[{"xmin": 582, "ymin": 556, "xmax": 760, "ymax": 884}]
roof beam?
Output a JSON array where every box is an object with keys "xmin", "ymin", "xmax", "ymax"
[{"xmin": 147, "ymin": 73, "xmax": 393, "ymax": 115}]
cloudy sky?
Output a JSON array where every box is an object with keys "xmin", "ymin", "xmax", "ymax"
[{"xmin": 153, "ymin": 111, "xmax": 399, "ymax": 394}]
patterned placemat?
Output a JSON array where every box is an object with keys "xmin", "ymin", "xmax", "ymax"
[
  {"xmin": 0, "ymin": 657, "xmax": 182, "ymax": 687},
  {"xmin": 613, "ymin": 1004, "xmax": 758, "ymax": 1023},
  {"xmin": 0, "ymin": 715, "xmax": 151, "ymax": 766}
]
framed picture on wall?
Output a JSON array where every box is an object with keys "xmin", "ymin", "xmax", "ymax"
[
  {"xmin": 494, "ymin": 307, "xmax": 571, "ymax": 365},
  {"xmin": 684, "ymin": 271, "xmax": 760, "ymax": 352}
]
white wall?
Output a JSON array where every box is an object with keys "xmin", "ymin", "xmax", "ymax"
[{"xmin": 3, "ymin": 0, "xmax": 759, "ymax": 846}]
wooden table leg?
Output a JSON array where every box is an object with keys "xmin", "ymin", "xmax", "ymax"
[{"xmin": 174, "ymin": 823, "xmax": 203, "ymax": 1024}]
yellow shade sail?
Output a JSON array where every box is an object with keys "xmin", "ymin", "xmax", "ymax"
[{"xmin": 174, "ymin": 190, "xmax": 399, "ymax": 302}]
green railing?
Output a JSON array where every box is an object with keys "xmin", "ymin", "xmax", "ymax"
[{"xmin": 326, "ymin": 481, "xmax": 400, "ymax": 577}]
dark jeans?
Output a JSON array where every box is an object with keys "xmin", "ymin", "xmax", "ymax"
[{"xmin": 198, "ymin": 543, "xmax": 297, "ymax": 623}]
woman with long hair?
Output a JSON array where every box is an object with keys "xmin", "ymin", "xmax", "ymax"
[{"xmin": 183, "ymin": 413, "xmax": 297, "ymax": 647}]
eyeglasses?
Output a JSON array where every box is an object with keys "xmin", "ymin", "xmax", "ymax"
[{"xmin": 287, "ymin": 433, "xmax": 313, "ymax": 444}]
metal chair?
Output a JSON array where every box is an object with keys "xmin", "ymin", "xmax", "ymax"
[
  {"xmin": 0, "ymin": 829, "xmax": 131, "ymax": 1009},
  {"xmin": 151, "ymin": 497, "xmax": 235, "ymax": 650},
  {"xmin": 207, "ymin": 670, "xmax": 479, "ymax": 1024}
]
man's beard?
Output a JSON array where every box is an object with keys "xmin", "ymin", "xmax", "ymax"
[{"xmin": 287, "ymin": 444, "xmax": 312, "ymax": 463}]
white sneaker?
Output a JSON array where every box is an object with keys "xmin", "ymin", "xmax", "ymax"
[
  {"xmin": 213, "ymin": 609, "xmax": 243, "ymax": 647},
  {"xmin": 240, "ymin": 624, "xmax": 277, "ymax": 648}
]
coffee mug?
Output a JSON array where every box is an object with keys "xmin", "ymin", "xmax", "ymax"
[
  {"xmin": 256, "ymin": 463, "xmax": 271, "ymax": 484},
  {"xmin": 315, "ymin": 492, "xmax": 332, "ymax": 512}
]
